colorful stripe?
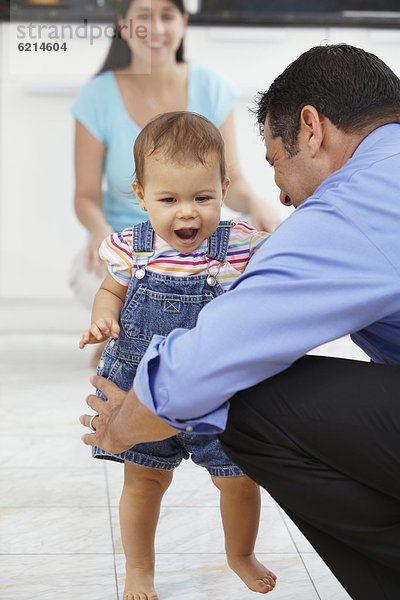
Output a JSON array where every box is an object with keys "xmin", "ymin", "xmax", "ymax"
[{"xmin": 99, "ymin": 221, "xmax": 269, "ymax": 290}]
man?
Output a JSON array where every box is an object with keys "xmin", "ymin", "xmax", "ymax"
[{"xmin": 80, "ymin": 44, "xmax": 400, "ymax": 599}]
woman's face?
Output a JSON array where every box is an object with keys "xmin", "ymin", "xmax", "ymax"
[{"xmin": 119, "ymin": 0, "xmax": 187, "ymax": 68}]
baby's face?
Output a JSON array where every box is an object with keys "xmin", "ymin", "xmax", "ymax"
[{"xmin": 133, "ymin": 156, "xmax": 229, "ymax": 254}]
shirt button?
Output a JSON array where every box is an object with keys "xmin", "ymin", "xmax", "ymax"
[
  {"xmin": 109, "ymin": 339, "xmax": 115, "ymax": 348},
  {"xmin": 185, "ymin": 425, "xmax": 193, "ymax": 432},
  {"xmin": 98, "ymin": 359, "xmax": 104, "ymax": 369}
]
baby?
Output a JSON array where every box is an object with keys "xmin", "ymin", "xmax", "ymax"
[{"xmin": 80, "ymin": 111, "xmax": 276, "ymax": 600}]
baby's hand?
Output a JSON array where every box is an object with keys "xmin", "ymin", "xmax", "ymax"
[{"xmin": 79, "ymin": 318, "xmax": 120, "ymax": 349}]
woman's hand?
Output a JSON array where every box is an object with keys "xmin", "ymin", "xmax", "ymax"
[
  {"xmin": 250, "ymin": 196, "xmax": 283, "ymax": 233},
  {"xmin": 84, "ymin": 236, "xmax": 109, "ymax": 278}
]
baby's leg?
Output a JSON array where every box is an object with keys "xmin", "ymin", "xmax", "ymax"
[
  {"xmin": 211, "ymin": 475, "xmax": 277, "ymax": 594},
  {"xmin": 120, "ymin": 461, "xmax": 173, "ymax": 600}
]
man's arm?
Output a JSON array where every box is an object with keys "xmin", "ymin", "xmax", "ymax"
[
  {"xmin": 80, "ymin": 376, "xmax": 178, "ymax": 453},
  {"xmin": 133, "ymin": 200, "xmax": 397, "ymax": 433},
  {"xmin": 80, "ymin": 197, "xmax": 399, "ymax": 444}
]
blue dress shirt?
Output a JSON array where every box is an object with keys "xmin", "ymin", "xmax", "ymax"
[{"xmin": 134, "ymin": 124, "xmax": 400, "ymax": 433}]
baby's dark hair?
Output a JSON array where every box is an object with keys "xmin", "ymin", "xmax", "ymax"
[{"xmin": 133, "ymin": 111, "xmax": 226, "ymax": 183}]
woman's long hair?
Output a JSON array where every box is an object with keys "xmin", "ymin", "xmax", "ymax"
[{"xmin": 98, "ymin": 0, "xmax": 186, "ymax": 74}]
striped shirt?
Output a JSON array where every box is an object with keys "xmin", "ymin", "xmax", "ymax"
[{"xmin": 100, "ymin": 220, "xmax": 269, "ymax": 292}]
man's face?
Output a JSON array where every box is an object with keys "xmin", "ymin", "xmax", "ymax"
[{"xmin": 264, "ymin": 118, "xmax": 322, "ymax": 209}]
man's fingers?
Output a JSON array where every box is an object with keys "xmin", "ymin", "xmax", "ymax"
[
  {"xmin": 90, "ymin": 375, "xmax": 127, "ymax": 402},
  {"xmin": 85, "ymin": 393, "xmax": 107, "ymax": 413},
  {"xmin": 79, "ymin": 413, "xmax": 98, "ymax": 429},
  {"xmin": 81, "ymin": 432, "xmax": 98, "ymax": 446}
]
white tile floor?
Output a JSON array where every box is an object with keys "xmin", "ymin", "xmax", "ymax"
[{"xmin": 0, "ymin": 331, "xmax": 366, "ymax": 599}]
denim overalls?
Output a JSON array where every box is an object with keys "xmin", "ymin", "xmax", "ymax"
[{"xmin": 93, "ymin": 219, "xmax": 243, "ymax": 477}]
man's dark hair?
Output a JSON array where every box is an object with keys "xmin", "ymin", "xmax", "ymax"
[{"xmin": 255, "ymin": 43, "xmax": 400, "ymax": 155}]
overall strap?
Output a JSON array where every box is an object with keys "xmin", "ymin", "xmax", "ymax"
[
  {"xmin": 132, "ymin": 219, "xmax": 154, "ymax": 253},
  {"xmin": 207, "ymin": 220, "xmax": 233, "ymax": 262}
]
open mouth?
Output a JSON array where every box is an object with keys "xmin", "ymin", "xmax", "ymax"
[{"xmin": 175, "ymin": 228, "xmax": 199, "ymax": 243}]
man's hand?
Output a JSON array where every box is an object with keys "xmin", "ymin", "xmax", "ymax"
[
  {"xmin": 79, "ymin": 375, "xmax": 178, "ymax": 453},
  {"xmin": 79, "ymin": 318, "xmax": 120, "ymax": 348}
]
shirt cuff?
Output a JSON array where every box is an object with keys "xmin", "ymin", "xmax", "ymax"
[{"xmin": 134, "ymin": 334, "xmax": 230, "ymax": 434}]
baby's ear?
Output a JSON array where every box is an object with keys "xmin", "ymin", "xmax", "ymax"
[
  {"xmin": 132, "ymin": 181, "xmax": 146, "ymax": 210},
  {"xmin": 221, "ymin": 176, "xmax": 230, "ymax": 201}
]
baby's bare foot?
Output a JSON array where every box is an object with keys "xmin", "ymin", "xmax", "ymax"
[
  {"xmin": 123, "ymin": 566, "xmax": 159, "ymax": 600},
  {"xmin": 227, "ymin": 553, "xmax": 277, "ymax": 594}
]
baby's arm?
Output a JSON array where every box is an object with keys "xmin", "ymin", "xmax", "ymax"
[{"xmin": 79, "ymin": 273, "xmax": 127, "ymax": 348}]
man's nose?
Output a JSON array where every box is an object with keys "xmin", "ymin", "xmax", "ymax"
[{"xmin": 280, "ymin": 190, "xmax": 293, "ymax": 207}]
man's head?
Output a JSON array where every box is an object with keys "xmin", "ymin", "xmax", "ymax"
[{"xmin": 256, "ymin": 44, "xmax": 400, "ymax": 207}]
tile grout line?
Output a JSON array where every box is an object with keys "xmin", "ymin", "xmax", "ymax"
[
  {"xmin": 104, "ymin": 462, "xmax": 121, "ymax": 600},
  {"xmin": 277, "ymin": 505, "xmax": 322, "ymax": 600}
]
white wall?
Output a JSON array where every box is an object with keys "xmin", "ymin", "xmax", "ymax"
[
  {"xmin": 0, "ymin": 23, "xmax": 110, "ymax": 301},
  {"xmin": 1, "ymin": 23, "xmax": 400, "ymax": 302}
]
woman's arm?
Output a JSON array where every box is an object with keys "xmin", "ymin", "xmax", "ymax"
[
  {"xmin": 219, "ymin": 110, "xmax": 282, "ymax": 233},
  {"xmin": 74, "ymin": 120, "xmax": 113, "ymax": 276}
]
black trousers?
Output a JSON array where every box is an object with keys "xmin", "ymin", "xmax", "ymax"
[{"xmin": 219, "ymin": 355, "xmax": 400, "ymax": 600}]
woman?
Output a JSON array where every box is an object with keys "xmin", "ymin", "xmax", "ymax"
[{"xmin": 70, "ymin": 0, "xmax": 280, "ymax": 361}]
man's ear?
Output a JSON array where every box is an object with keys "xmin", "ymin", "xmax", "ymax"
[
  {"xmin": 132, "ymin": 181, "xmax": 146, "ymax": 211},
  {"xmin": 299, "ymin": 105, "xmax": 325, "ymax": 158}
]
